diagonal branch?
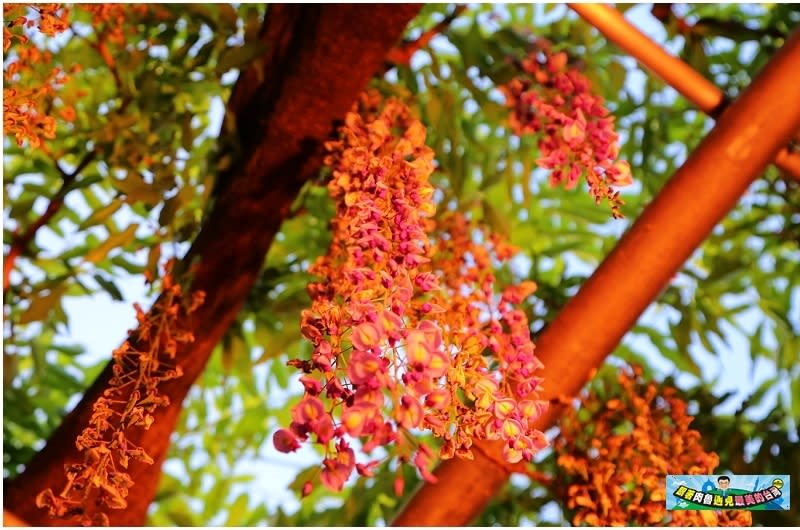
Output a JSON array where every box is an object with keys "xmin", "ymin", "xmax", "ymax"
[
  {"xmin": 4, "ymin": 4, "xmax": 420, "ymax": 526},
  {"xmin": 3, "ymin": 81, "xmax": 132, "ymax": 298},
  {"xmin": 385, "ymin": 5, "xmax": 467, "ymax": 67},
  {"xmin": 392, "ymin": 27, "xmax": 800, "ymax": 526},
  {"xmin": 3, "ymin": 149, "xmax": 97, "ymax": 296}
]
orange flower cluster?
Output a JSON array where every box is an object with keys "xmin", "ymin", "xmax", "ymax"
[
  {"xmin": 274, "ymin": 96, "xmax": 547, "ymax": 495},
  {"xmin": 502, "ymin": 40, "xmax": 632, "ymax": 218},
  {"xmin": 79, "ymin": 4, "xmax": 149, "ymax": 45},
  {"xmin": 3, "ymin": 4, "xmax": 73, "ymax": 148},
  {"xmin": 553, "ymin": 366, "xmax": 751, "ymax": 527},
  {"xmin": 36, "ymin": 262, "xmax": 204, "ymax": 526},
  {"xmin": 3, "ymin": 4, "xmax": 69, "ymax": 52},
  {"xmin": 3, "ymin": 4, "xmax": 155, "ymax": 148}
]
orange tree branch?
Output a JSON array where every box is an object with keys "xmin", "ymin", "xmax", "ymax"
[
  {"xmin": 569, "ymin": 3, "xmax": 800, "ymax": 182},
  {"xmin": 385, "ymin": 5, "xmax": 467, "ymax": 67},
  {"xmin": 392, "ymin": 28, "xmax": 800, "ymax": 526},
  {"xmin": 4, "ymin": 5, "xmax": 420, "ymax": 526}
]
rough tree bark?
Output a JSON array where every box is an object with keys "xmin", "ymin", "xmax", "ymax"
[
  {"xmin": 392, "ymin": 27, "xmax": 800, "ymax": 527},
  {"xmin": 4, "ymin": 4, "xmax": 420, "ymax": 526}
]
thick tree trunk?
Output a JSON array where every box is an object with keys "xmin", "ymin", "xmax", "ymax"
[
  {"xmin": 5, "ymin": 4, "xmax": 419, "ymax": 526},
  {"xmin": 392, "ymin": 27, "xmax": 800, "ymax": 526}
]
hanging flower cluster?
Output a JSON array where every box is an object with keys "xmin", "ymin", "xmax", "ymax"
[
  {"xmin": 36, "ymin": 261, "xmax": 205, "ymax": 526},
  {"xmin": 274, "ymin": 95, "xmax": 547, "ymax": 494},
  {"xmin": 553, "ymin": 366, "xmax": 752, "ymax": 527},
  {"xmin": 3, "ymin": 4, "xmax": 74, "ymax": 148},
  {"xmin": 502, "ymin": 40, "xmax": 632, "ymax": 218}
]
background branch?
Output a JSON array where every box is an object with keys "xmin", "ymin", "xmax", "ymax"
[
  {"xmin": 385, "ymin": 5, "xmax": 467, "ymax": 67},
  {"xmin": 3, "ymin": 149, "xmax": 97, "ymax": 296}
]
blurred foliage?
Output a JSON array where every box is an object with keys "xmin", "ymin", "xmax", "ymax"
[{"xmin": 3, "ymin": 2, "xmax": 798, "ymax": 527}]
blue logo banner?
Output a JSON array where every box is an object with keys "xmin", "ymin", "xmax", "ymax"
[{"xmin": 666, "ymin": 474, "xmax": 790, "ymax": 511}]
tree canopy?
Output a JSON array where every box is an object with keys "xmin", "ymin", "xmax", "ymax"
[{"xmin": 3, "ymin": 3, "xmax": 799, "ymax": 527}]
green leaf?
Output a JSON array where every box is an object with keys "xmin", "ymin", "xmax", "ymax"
[
  {"xmin": 110, "ymin": 255, "xmax": 145, "ymax": 274},
  {"xmin": 167, "ymin": 503, "xmax": 200, "ymax": 527},
  {"xmin": 18, "ymin": 285, "xmax": 68, "ymax": 324},
  {"xmin": 203, "ymin": 478, "xmax": 230, "ymax": 520},
  {"xmin": 225, "ymin": 493, "xmax": 250, "ymax": 526},
  {"xmin": 113, "ymin": 174, "xmax": 164, "ymax": 205},
  {"xmin": 289, "ymin": 465, "xmax": 321, "ymax": 492},
  {"xmin": 93, "ymin": 274, "xmax": 124, "ymax": 301},
  {"xmin": 153, "ymin": 474, "xmax": 185, "ymax": 503},
  {"xmin": 607, "ymin": 61, "xmax": 627, "ymax": 96},
  {"xmin": 78, "ymin": 199, "xmax": 123, "ymax": 230},
  {"xmin": 84, "ymin": 224, "xmax": 139, "ymax": 264},
  {"xmin": 482, "ymin": 198, "xmax": 512, "ymax": 238}
]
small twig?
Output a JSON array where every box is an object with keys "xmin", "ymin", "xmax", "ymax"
[
  {"xmin": 3, "ymin": 149, "xmax": 97, "ymax": 295},
  {"xmin": 385, "ymin": 5, "xmax": 467, "ymax": 67},
  {"xmin": 3, "ymin": 57, "xmax": 134, "ymax": 299},
  {"xmin": 71, "ymin": 24, "xmax": 125, "ymax": 96},
  {"xmin": 94, "ymin": 38, "xmax": 124, "ymax": 94}
]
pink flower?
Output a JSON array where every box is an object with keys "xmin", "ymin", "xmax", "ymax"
[
  {"xmin": 502, "ymin": 42, "xmax": 632, "ymax": 218},
  {"xmin": 607, "ymin": 160, "xmax": 633, "ymax": 186},
  {"xmin": 562, "ymin": 120, "xmax": 586, "ymax": 144},
  {"xmin": 426, "ymin": 350, "xmax": 449, "ymax": 379},
  {"xmin": 413, "ymin": 444, "xmax": 439, "ymax": 483},
  {"xmin": 396, "ymin": 395, "xmax": 423, "ymax": 429},
  {"xmin": 314, "ymin": 415, "xmax": 335, "ymax": 444},
  {"xmin": 405, "ymin": 329, "xmax": 433, "ymax": 368},
  {"xmin": 351, "ymin": 321, "xmax": 382, "ymax": 351},
  {"xmin": 378, "ymin": 309, "xmax": 404, "ymax": 340},
  {"xmin": 414, "ymin": 272, "xmax": 439, "ymax": 292},
  {"xmin": 320, "ymin": 460, "xmax": 349, "ymax": 492},
  {"xmin": 502, "ymin": 418, "xmax": 524, "ymax": 439},
  {"xmin": 273, "ymin": 429, "xmax": 300, "ymax": 453},
  {"xmin": 356, "ymin": 460, "xmax": 380, "ymax": 478},
  {"xmin": 302, "ymin": 481, "xmax": 313, "ymax": 497},
  {"xmin": 424, "ymin": 388, "xmax": 451, "ymax": 410},
  {"xmin": 341, "ymin": 404, "xmax": 376, "ymax": 436},
  {"xmin": 293, "ymin": 396, "xmax": 325, "ymax": 425},
  {"xmin": 348, "ymin": 350, "xmax": 384, "ymax": 385},
  {"xmin": 300, "ymin": 376, "xmax": 322, "ymax": 396},
  {"xmin": 493, "ymin": 398, "xmax": 517, "ymax": 420}
]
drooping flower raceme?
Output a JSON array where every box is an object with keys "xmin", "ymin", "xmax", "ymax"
[
  {"xmin": 274, "ymin": 96, "xmax": 547, "ymax": 494},
  {"xmin": 502, "ymin": 40, "xmax": 633, "ymax": 218}
]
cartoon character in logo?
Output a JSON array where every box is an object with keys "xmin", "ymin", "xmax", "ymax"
[
  {"xmin": 717, "ymin": 476, "xmax": 731, "ymax": 495},
  {"xmin": 710, "ymin": 475, "xmax": 749, "ymax": 497}
]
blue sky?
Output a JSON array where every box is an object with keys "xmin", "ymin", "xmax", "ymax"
[{"xmin": 9, "ymin": 3, "xmax": 796, "ymax": 524}]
